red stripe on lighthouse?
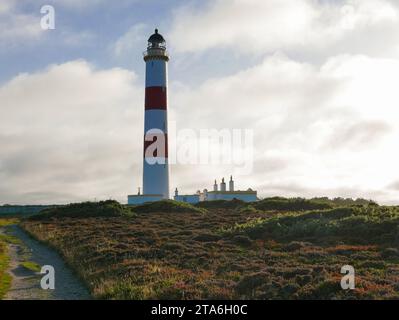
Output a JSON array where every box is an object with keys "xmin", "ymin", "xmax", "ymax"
[{"xmin": 145, "ymin": 87, "xmax": 167, "ymax": 110}]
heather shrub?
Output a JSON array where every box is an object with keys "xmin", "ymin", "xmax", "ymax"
[
  {"xmin": 196, "ymin": 199, "xmax": 245, "ymax": 209},
  {"xmin": 28, "ymin": 200, "xmax": 134, "ymax": 219},
  {"xmin": 253, "ymin": 197, "xmax": 333, "ymax": 211},
  {"xmin": 228, "ymin": 205, "xmax": 399, "ymax": 244},
  {"xmin": 193, "ymin": 233, "xmax": 222, "ymax": 242},
  {"xmin": 132, "ymin": 200, "xmax": 207, "ymax": 214}
]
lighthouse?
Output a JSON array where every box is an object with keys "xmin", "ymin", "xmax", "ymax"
[
  {"xmin": 128, "ymin": 29, "xmax": 170, "ymax": 205},
  {"xmin": 143, "ymin": 29, "xmax": 170, "ymax": 198}
]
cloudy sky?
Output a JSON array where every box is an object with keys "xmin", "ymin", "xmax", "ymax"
[{"xmin": 1, "ymin": 0, "xmax": 399, "ymax": 205}]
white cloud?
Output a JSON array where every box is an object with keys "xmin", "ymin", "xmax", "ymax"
[
  {"xmin": 0, "ymin": 2, "xmax": 43, "ymax": 46},
  {"xmin": 0, "ymin": 60, "xmax": 143, "ymax": 204},
  {"xmin": 169, "ymin": 0, "xmax": 399, "ymax": 55},
  {"xmin": 112, "ymin": 23, "xmax": 147, "ymax": 57},
  {"xmin": 169, "ymin": 53, "xmax": 399, "ymax": 204},
  {"xmin": 52, "ymin": 0, "xmax": 107, "ymax": 8},
  {"xmin": 0, "ymin": 1, "xmax": 100, "ymax": 48},
  {"xmin": 0, "ymin": 1, "xmax": 13, "ymax": 14}
]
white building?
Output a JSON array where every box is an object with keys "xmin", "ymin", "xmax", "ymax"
[
  {"xmin": 173, "ymin": 188, "xmax": 200, "ymax": 204},
  {"xmin": 174, "ymin": 176, "xmax": 258, "ymax": 204}
]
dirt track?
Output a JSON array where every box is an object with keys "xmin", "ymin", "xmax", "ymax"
[{"xmin": 3, "ymin": 225, "xmax": 90, "ymax": 300}]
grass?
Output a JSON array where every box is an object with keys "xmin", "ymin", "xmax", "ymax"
[
  {"xmin": 20, "ymin": 200, "xmax": 399, "ymax": 300},
  {"xmin": 0, "ymin": 218, "xmax": 19, "ymax": 227},
  {"xmin": 0, "ymin": 219, "xmax": 18, "ymax": 299},
  {"xmin": 0, "ymin": 241, "xmax": 12, "ymax": 299},
  {"xmin": 21, "ymin": 261, "xmax": 41, "ymax": 273}
]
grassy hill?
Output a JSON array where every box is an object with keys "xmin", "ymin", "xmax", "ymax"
[
  {"xmin": 20, "ymin": 198, "xmax": 399, "ymax": 299},
  {"xmin": 28, "ymin": 200, "xmax": 135, "ymax": 219}
]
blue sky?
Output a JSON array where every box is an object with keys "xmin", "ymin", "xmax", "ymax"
[
  {"xmin": 1, "ymin": 1, "xmax": 176, "ymax": 82},
  {"xmin": 1, "ymin": 0, "xmax": 260, "ymax": 86},
  {"xmin": 2, "ymin": 0, "xmax": 399, "ymax": 205}
]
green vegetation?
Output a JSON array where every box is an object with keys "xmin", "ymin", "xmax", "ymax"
[
  {"xmin": 225, "ymin": 205, "xmax": 399, "ymax": 245},
  {"xmin": 196, "ymin": 197, "xmax": 375, "ymax": 213},
  {"xmin": 29, "ymin": 200, "xmax": 135, "ymax": 220},
  {"xmin": 0, "ymin": 219, "xmax": 17, "ymax": 299},
  {"xmin": 196, "ymin": 199, "xmax": 245, "ymax": 209},
  {"xmin": 0, "ymin": 219, "xmax": 19, "ymax": 227},
  {"xmin": 311, "ymin": 197, "xmax": 377, "ymax": 207},
  {"xmin": 20, "ymin": 199, "xmax": 399, "ymax": 300},
  {"xmin": 21, "ymin": 261, "xmax": 41, "ymax": 273},
  {"xmin": 131, "ymin": 200, "xmax": 207, "ymax": 214},
  {"xmin": 252, "ymin": 197, "xmax": 333, "ymax": 211},
  {"xmin": 0, "ymin": 242, "xmax": 11, "ymax": 300}
]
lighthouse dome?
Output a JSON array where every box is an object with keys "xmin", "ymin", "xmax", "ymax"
[
  {"xmin": 148, "ymin": 29, "xmax": 165, "ymax": 44},
  {"xmin": 144, "ymin": 28, "xmax": 169, "ymax": 61}
]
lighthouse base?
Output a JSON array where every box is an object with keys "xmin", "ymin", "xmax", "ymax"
[{"xmin": 127, "ymin": 194, "xmax": 165, "ymax": 205}]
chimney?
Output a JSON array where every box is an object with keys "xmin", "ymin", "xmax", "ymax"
[
  {"xmin": 229, "ymin": 175, "xmax": 234, "ymax": 192},
  {"xmin": 220, "ymin": 178, "xmax": 226, "ymax": 192}
]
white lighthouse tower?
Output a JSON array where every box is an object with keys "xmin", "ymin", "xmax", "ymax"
[
  {"xmin": 143, "ymin": 29, "xmax": 170, "ymax": 198},
  {"xmin": 128, "ymin": 29, "xmax": 170, "ymax": 205}
]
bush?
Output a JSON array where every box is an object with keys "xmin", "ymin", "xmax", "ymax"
[
  {"xmin": 232, "ymin": 235, "xmax": 253, "ymax": 247},
  {"xmin": 254, "ymin": 197, "xmax": 333, "ymax": 211},
  {"xmin": 193, "ymin": 233, "xmax": 221, "ymax": 242},
  {"xmin": 283, "ymin": 241, "xmax": 311, "ymax": 252},
  {"xmin": 298, "ymin": 280, "xmax": 342, "ymax": 299},
  {"xmin": 381, "ymin": 248, "xmax": 399, "ymax": 259},
  {"xmin": 28, "ymin": 200, "xmax": 134, "ymax": 220},
  {"xmin": 236, "ymin": 272, "xmax": 269, "ymax": 296},
  {"xmin": 132, "ymin": 200, "xmax": 207, "ymax": 214},
  {"xmin": 235, "ymin": 205, "xmax": 262, "ymax": 214},
  {"xmin": 227, "ymin": 205, "xmax": 399, "ymax": 245},
  {"xmin": 196, "ymin": 199, "xmax": 245, "ymax": 209},
  {"xmin": 161, "ymin": 242, "xmax": 185, "ymax": 251}
]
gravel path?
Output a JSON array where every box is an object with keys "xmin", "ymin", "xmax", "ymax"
[{"xmin": 3, "ymin": 225, "xmax": 91, "ymax": 300}]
